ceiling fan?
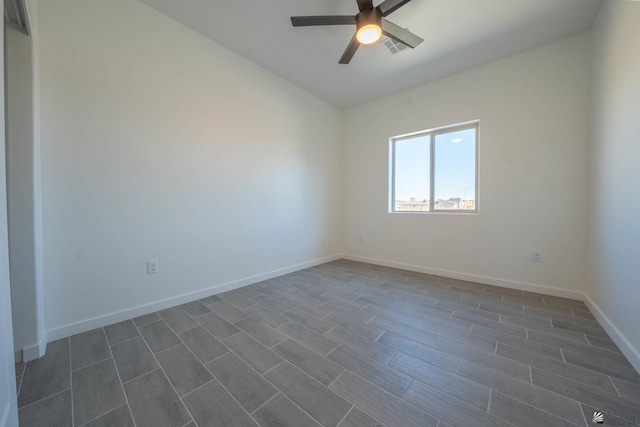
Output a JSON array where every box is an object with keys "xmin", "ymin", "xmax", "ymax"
[{"xmin": 290, "ymin": 0, "xmax": 423, "ymax": 64}]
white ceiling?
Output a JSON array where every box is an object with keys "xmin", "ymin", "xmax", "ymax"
[{"xmin": 139, "ymin": 0, "xmax": 602, "ymax": 109}]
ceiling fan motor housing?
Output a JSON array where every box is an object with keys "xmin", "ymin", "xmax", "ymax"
[{"xmin": 356, "ymin": 8, "xmax": 383, "ymax": 30}]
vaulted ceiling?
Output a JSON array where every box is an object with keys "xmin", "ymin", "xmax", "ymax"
[{"xmin": 139, "ymin": 0, "xmax": 602, "ymax": 109}]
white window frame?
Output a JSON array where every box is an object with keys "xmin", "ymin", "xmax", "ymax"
[{"xmin": 389, "ymin": 120, "xmax": 479, "ymax": 214}]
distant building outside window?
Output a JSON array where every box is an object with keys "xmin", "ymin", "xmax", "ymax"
[{"xmin": 390, "ymin": 121, "xmax": 478, "ymax": 213}]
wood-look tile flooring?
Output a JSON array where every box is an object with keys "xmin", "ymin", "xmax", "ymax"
[{"xmin": 15, "ymin": 260, "xmax": 640, "ymax": 426}]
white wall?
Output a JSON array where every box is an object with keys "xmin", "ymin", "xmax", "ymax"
[
  {"xmin": 38, "ymin": 0, "xmax": 342, "ymax": 339},
  {"xmin": 342, "ymin": 33, "xmax": 591, "ymax": 297},
  {"xmin": 587, "ymin": 1, "xmax": 640, "ymax": 370}
]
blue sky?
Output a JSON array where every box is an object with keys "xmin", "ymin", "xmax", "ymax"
[{"xmin": 394, "ymin": 128, "xmax": 476, "ymax": 201}]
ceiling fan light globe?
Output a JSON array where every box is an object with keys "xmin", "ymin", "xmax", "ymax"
[{"xmin": 356, "ymin": 24, "xmax": 382, "ymax": 44}]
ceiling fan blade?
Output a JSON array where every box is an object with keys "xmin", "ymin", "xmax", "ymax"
[
  {"xmin": 291, "ymin": 15, "xmax": 355, "ymax": 27},
  {"xmin": 357, "ymin": 0, "xmax": 374, "ymax": 11},
  {"xmin": 381, "ymin": 19, "xmax": 423, "ymax": 48},
  {"xmin": 378, "ymin": 0, "xmax": 413, "ymax": 17},
  {"xmin": 339, "ymin": 34, "xmax": 360, "ymax": 64}
]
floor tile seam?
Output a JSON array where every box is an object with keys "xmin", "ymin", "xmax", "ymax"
[
  {"xmin": 260, "ymin": 360, "xmax": 286, "ymax": 377},
  {"xmin": 560, "ymin": 346, "xmax": 637, "ymax": 372},
  {"xmin": 184, "ymin": 309, "xmax": 212, "ymax": 319},
  {"xmin": 334, "ymin": 367, "xmax": 435, "ymax": 423},
  {"xmin": 334, "ymin": 405, "xmax": 356, "ymax": 427},
  {"xmin": 221, "ymin": 326, "xmax": 328, "ymax": 398},
  {"xmin": 102, "ymin": 327, "xmax": 138, "ymax": 427},
  {"xmin": 218, "ymin": 338, "xmax": 338, "ymax": 427},
  {"xmin": 130, "ymin": 321, "xmax": 197, "ymax": 426},
  {"xmin": 268, "ymin": 336, "xmax": 290, "ymax": 350},
  {"xmin": 17, "ymin": 386, "xmax": 71, "ymax": 410},
  {"xmin": 178, "ymin": 377, "xmax": 215, "ymax": 400},
  {"xmin": 325, "ymin": 367, "xmax": 348, "ymax": 390},
  {"xmin": 401, "ymin": 379, "xmax": 414, "ymax": 399},
  {"xmin": 557, "ymin": 359, "xmax": 640, "ymax": 388},
  {"xmin": 16, "ymin": 367, "xmax": 25, "ymax": 397},
  {"xmin": 254, "ymin": 365, "xmax": 353, "ymax": 427},
  {"xmin": 260, "ymin": 354, "xmax": 358, "ymax": 417},
  {"xmin": 404, "ymin": 376, "xmax": 521, "ymax": 426},
  {"xmin": 487, "ymin": 364, "xmax": 634, "ymax": 418},
  {"xmin": 497, "ymin": 353, "xmax": 637, "ymax": 401},
  {"xmin": 154, "ymin": 313, "xmax": 232, "ymax": 390},
  {"xmin": 578, "ymin": 402, "xmax": 590, "ymax": 427},
  {"xmin": 72, "ymin": 355, "xmax": 113, "ymax": 374},
  {"xmin": 151, "ymin": 340, "xmax": 185, "ymax": 356},
  {"xmin": 156, "ymin": 311, "xmax": 199, "ymax": 335},
  {"xmin": 608, "ymin": 376, "xmax": 622, "ymax": 397},
  {"xmin": 206, "ymin": 336, "xmax": 287, "ymax": 402},
  {"xmin": 322, "ymin": 325, "xmax": 338, "ymax": 338},
  {"xmin": 488, "ymin": 388, "xmax": 586, "ymax": 427},
  {"xmin": 107, "ymin": 335, "xmax": 144, "ymax": 347},
  {"xmin": 285, "ymin": 301, "xmax": 336, "ymax": 319},
  {"xmin": 186, "ymin": 375, "xmax": 259, "ymax": 426},
  {"xmin": 159, "ymin": 310, "xmax": 230, "ymax": 367},
  {"xmin": 247, "ymin": 391, "xmax": 282, "ymax": 416},
  {"xmin": 276, "ymin": 320, "xmax": 339, "ymax": 356},
  {"xmin": 76, "ymin": 403, "xmax": 128, "ymax": 427}
]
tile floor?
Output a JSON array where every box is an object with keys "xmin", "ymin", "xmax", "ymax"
[{"xmin": 14, "ymin": 260, "xmax": 640, "ymax": 426}]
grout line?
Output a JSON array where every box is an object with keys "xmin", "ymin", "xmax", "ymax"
[
  {"xmin": 179, "ymin": 377, "xmax": 215, "ymax": 400},
  {"xmin": 335, "ymin": 405, "xmax": 355, "ymax": 427},
  {"xmin": 559, "ymin": 348, "xmax": 566, "ymax": 363},
  {"xmin": 249, "ymin": 391, "xmax": 281, "ymax": 416},
  {"xmin": 17, "ymin": 387, "xmax": 71, "ymax": 411},
  {"xmin": 529, "ymin": 365, "xmax": 533, "ymax": 383},
  {"xmin": 153, "ymin": 342, "xmax": 185, "ymax": 356},
  {"xmin": 108, "ymin": 334, "xmax": 142, "ymax": 348},
  {"xmin": 487, "ymin": 388, "xmax": 492, "ymax": 412},
  {"xmin": 261, "ymin": 360, "xmax": 286, "ymax": 377},
  {"xmin": 130, "ymin": 319, "xmax": 197, "ymax": 426},
  {"xmin": 17, "ymin": 362, "xmax": 26, "ymax": 398},
  {"xmin": 608, "ymin": 376, "xmax": 621, "ymax": 397},
  {"xmin": 71, "ymin": 356, "xmax": 113, "ymax": 374},
  {"xmin": 326, "ymin": 369, "xmax": 347, "ymax": 390},
  {"xmin": 322, "ymin": 325, "xmax": 338, "ymax": 337},
  {"xmin": 401, "ymin": 379, "xmax": 414, "ymax": 399},
  {"xmin": 454, "ymin": 358, "xmax": 461, "ymax": 375},
  {"xmin": 102, "ymin": 328, "xmax": 137, "ymax": 427},
  {"xmin": 77, "ymin": 403, "xmax": 128, "ymax": 427}
]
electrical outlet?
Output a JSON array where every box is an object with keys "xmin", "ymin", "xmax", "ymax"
[
  {"xmin": 532, "ymin": 251, "xmax": 543, "ymax": 263},
  {"xmin": 147, "ymin": 259, "xmax": 159, "ymax": 274}
]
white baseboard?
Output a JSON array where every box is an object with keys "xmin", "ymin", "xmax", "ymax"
[
  {"xmin": 45, "ymin": 254, "xmax": 340, "ymax": 343},
  {"xmin": 340, "ymin": 253, "xmax": 584, "ymax": 300},
  {"xmin": 583, "ymin": 294, "xmax": 640, "ymax": 373},
  {"xmin": 21, "ymin": 334, "xmax": 47, "ymax": 362}
]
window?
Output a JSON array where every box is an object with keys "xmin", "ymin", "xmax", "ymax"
[{"xmin": 390, "ymin": 121, "xmax": 478, "ymax": 213}]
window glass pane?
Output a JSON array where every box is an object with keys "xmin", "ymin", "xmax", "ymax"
[
  {"xmin": 394, "ymin": 136, "xmax": 430, "ymax": 211},
  {"xmin": 433, "ymin": 128, "xmax": 476, "ymax": 211}
]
